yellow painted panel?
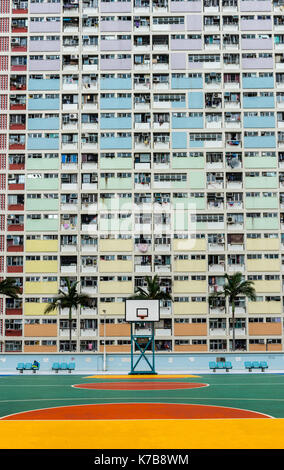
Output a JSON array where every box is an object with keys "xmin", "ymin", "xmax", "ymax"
[
  {"xmin": 173, "ymin": 302, "xmax": 207, "ymax": 315},
  {"xmin": 99, "ymin": 281, "xmax": 133, "ymax": 294},
  {"xmin": 25, "ymin": 240, "xmax": 58, "ymax": 252},
  {"xmin": 173, "ymin": 281, "xmax": 207, "ymax": 294},
  {"xmin": 247, "ymin": 259, "xmax": 280, "ymax": 272},
  {"xmin": 173, "ymin": 260, "xmax": 206, "ymax": 272},
  {"xmin": 25, "ymin": 261, "xmax": 58, "ymax": 273},
  {"xmin": 99, "ymin": 239, "xmax": 133, "ymax": 252},
  {"xmin": 99, "ymin": 302, "xmax": 125, "ymax": 316},
  {"xmin": 246, "ymin": 238, "xmax": 279, "ymax": 251},
  {"xmin": 25, "ymin": 281, "xmax": 58, "ymax": 295},
  {"xmin": 247, "ymin": 301, "xmax": 282, "ymax": 315},
  {"xmin": 253, "ymin": 280, "xmax": 281, "ymax": 293},
  {"xmin": 24, "ymin": 303, "xmax": 57, "ymax": 316},
  {"xmin": 173, "ymin": 238, "xmax": 206, "ymax": 252},
  {"xmin": 99, "ymin": 260, "xmax": 132, "ymax": 273}
]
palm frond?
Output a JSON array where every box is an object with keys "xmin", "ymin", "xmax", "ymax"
[
  {"xmin": 130, "ymin": 275, "xmax": 173, "ymax": 301},
  {"xmin": 0, "ymin": 278, "xmax": 21, "ymax": 299}
]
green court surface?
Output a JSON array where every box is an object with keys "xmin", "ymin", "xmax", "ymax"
[{"xmin": 0, "ymin": 373, "xmax": 284, "ymax": 419}]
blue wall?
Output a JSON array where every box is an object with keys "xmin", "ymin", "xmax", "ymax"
[{"xmin": 3, "ymin": 353, "xmax": 284, "ymax": 373}]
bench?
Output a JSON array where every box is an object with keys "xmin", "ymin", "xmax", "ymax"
[
  {"xmin": 245, "ymin": 361, "xmax": 268, "ymax": 372},
  {"xmin": 52, "ymin": 362, "xmax": 75, "ymax": 373},
  {"xmin": 16, "ymin": 362, "xmax": 25, "ymax": 373},
  {"xmin": 16, "ymin": 362, "xmax": 40, "ymax": 373},
  {"xmin": 209, "ymin": 361, "xmax": 232, "ymax": 372}
]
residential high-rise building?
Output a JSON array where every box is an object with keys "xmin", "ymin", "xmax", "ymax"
[{"xmin": 1, "ymin": 0, "xmax": 284, "ymax": 355}]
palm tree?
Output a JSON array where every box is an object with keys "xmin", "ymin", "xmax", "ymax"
[
  {"xmin": 210, "ymin": 272, "xmax": 256, "ymax": 351},
  {"xmin": 130, "ymin": 275, "xmax": 172, "ymax": 301},
  {"xmin": 44, "ymin": 278, "xmax": 91, "ymax": 351},
  {"xmin": 0, "ymin": 278, "xmax": 21, "ymax": 299}
]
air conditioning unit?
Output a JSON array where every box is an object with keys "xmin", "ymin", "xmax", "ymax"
[
  {"xmin": 69, "ymin": 114, "xmax": 77, "ymax": 119},
  {"xmin": 11, "ymin": 38, "xmax": 20, "ymax": 45},
  {"xmin": 62, "ymin": 214, "xmax": 70, "ymax": 220},
  {"xmin": 227, "ymin": 217, "xmax": 233, "ymax": 223},
  {"xmin": 71, "ymin": 55, "xmax": 78, "ymax": 59}
]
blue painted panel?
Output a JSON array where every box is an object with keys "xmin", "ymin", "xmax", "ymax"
[
  {"xmin": 189, "ymin": 140, "xmax": 204, "ymax": 148},
  {"xmin": 27, "ymin": 137, "xmax": 59, "ymax": 150},
  {"xmin": 100, "ymin": 98, "xmax": 132, "ymax": 110},
  {"xmin": 28, "ymin": 117, "xmax": 59, "ymax": 130},
  {"xmin": 244, "ymin": 116, "xmax": 275, "ymax": 128},
  {"xmin": 243, "ymin": 96, "xmax": 275, "ymax": 108},
  {"xmin": 171, "ymin": 77, "xmax": 203, "ymax": 89},
  {"xmin": 244, "ymin": 135, "xmax": 276, "ymax": 148},
  {"xmin": 100, "ymin": 137, "xmax": 132, "ymax": 150},
  {"xmin": 172, "ymin": 117, "xmax": 203, "ymax": 129},
  {"xmin": 28, "ymin": 98, "xmax": 60, "ymax": 110},
  {"xmin": 28, "ymin": 79, "xmax": 60, "ymax": 91},
  {"xmin": 242, "ymin": 77, "xmax": 274, "ymax": 89},
  {"xmin": 172, "ymin": 132, "xmax": 187, "ymax": 148},
  {"xmin": 188, "ymin": 92, "xmax": 203, "ymax": 109},
  {"xmin": 100, "ymin": 78, "xmax": 132, "ymax": 90},
  {"xmin": 100, "ymin": 117, "xmax": 132, "ymax": 129}
]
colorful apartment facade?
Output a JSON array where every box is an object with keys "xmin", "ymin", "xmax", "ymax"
[{"xmin": 1, "ymin": 0, "xmax": 284, "ymax": 354}]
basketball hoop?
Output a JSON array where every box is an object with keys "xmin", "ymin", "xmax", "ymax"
[{"xmin": 136, "ymin": 308, "xmax": 149, "ymax": 321}]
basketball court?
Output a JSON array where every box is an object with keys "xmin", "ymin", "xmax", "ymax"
[{"xmin": 1, "ymin": 372, "xmax": 284, "ymax": 449}]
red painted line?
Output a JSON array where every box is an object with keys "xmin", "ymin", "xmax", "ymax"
[
  {"xmin": 73, "ymin": 382, "xmax": 208, "ymax": 391},
  {"xmin": 1, "ymin": 403, "xmax": 271, "ymax": 421}
]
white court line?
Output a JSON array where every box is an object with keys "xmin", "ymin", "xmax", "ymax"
[
  {"xmin": 1, "ymin": 382, "xmax": 284, "ymax": 387},
  {"xmin": 0, "ymin": 401, "xmax": 274, "ymax": 420},
  {"xmin": 0, "ymin": 396, "xmax": 284, "ymax": 404}
]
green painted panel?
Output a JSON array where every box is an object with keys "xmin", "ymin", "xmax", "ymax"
[
  {"xmin": 100, "ymin": 158, "xmax": 133, "ymax": 170},
  {"xmin": 245, "ymin": 176, "xmax": 278, "ymax": 189},
  {"xmin": 244, "ymin": 157, "xmax": 277, "ymax": 169},
  {"xmin": 26, "ymin": 199, "xmax": 59, "ymax": 211},
  {"xmin": 245, "ymin": 197, "xmax": 278, "ymax": 210},
  {"xmin": 26, "ymin": 178, "xmax": 59, "ymax": 191},
  {"xmin": 172, "ymin": 157, "xmax": 204, "ymax": 169},
  {"xmin": 246, "ymin": 218, "xmax": 279, "ymax": 230},
  {"xmin": 26, "ymin": 218, "xmax": 59, "ymax": 232},
  {"xmin": 189, "ymin": 171, "xmax": 205, "ymax": 189},
  {"xmin": 26, "ymin": 158, "xmax": 60, "ymax": 170}
]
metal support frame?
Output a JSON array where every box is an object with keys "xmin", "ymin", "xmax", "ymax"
[{"xmin": 129, "ymin": 322, "xmax": 157, "ymax": 375}]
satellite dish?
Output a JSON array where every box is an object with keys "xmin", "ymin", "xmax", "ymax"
[{"xmin": 229, "ymin": 157, "xmax": 239, "ymax": 168}]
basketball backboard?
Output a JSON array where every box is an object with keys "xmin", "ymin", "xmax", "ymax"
[{"xmin": 125, "ymin": 299, "xmax": 160, "ymax": 323}]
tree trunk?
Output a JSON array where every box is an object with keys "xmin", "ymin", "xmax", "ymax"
[
  {"xmin": 231, "ymin": 301, "xmax": 235, "ymax": 352},
  {"xmin": 69, "ymin": 307, "xmax": 72, "ymax": 352}
]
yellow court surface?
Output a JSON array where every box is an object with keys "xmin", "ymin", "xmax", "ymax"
[
  {"xmin": 1, "ymin": 419, "xmax": 284, "ymax": 449},
  {"xmin": 84, "ymin": 374, "xmax": 201, "ymax": 379}
]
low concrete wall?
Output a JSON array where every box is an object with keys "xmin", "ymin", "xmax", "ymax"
[{"xmin": 1, "ymin": 352, "xmax": 284, "ymax": 373}]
